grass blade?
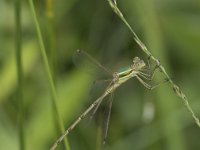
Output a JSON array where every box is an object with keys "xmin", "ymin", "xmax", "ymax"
[
  {"xmin": 107, "ymin": 0, "xmax": 200, "ymax": 127},
  {"xmin": 15, "ymin": 0, "xmax": 25, "ymax": 149},
  {"xmin": 28, "ymin": 0, "xmax": 70, "ymax": 149}
]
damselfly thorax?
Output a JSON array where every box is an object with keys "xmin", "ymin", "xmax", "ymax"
[{"xmin": 50, "ymin": 50, "xmax": 165, "ymax": 150}]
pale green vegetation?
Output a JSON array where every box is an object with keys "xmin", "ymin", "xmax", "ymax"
[{"xmin": 0, "ymin": 0, "xmax": 200, "ymax": 150}]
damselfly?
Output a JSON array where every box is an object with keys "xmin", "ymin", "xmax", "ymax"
[{"xmin": 51, "ymin": 50, "xmax": 166, "ymax": 150}]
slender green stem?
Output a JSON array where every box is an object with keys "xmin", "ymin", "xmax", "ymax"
[
  {"xmin": 107, "ymin": 0, "xmax": 200, "ymax": 127},
  {"xmin": 45, "ymin": 0, "xmax": 70, "ymax": 149},
  {"xmin": 15, "ymin": 0, "xmax": 25, "ymax": 149},
  {"xmin": 45, "ymin": 0, "xmax": 56, "ymax": 76},
  {"xmin": 28, "ymin": 0, "xmax": 70, "ymax": 149},
  {"xmin": 134, "ymin": 0, "xmax": 185, "ymax": 149}
]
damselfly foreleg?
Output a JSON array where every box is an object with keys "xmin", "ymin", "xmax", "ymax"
[
  {"xmin": 136, "ymin": 75, "xmax": 168, "ymax": 90},
  {"xmin": 140, "ymin": 59, "xmax": 161, "ymax": 81}
]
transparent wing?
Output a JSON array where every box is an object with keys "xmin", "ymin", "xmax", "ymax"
[
  {"xmin": 73, "ymin": 50, "xmax": 112, "ymax": 77},
  {"xmin": 102, "ymin": 93, "xmax": 114, "ymax": 145}
]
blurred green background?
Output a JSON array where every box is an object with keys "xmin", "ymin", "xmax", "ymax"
[{"xmin": 1, "ymin": 0, "xmax": 200, "ymax": 150}]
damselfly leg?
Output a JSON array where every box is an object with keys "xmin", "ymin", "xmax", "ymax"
[
  {"xmin": 103, "ymin": 93, "xmax": 114, "ymax": 145},
  {"xmin": 51, "ymin": 50, "xmax": 167, "ymax": 150},
  {"xmin": 90, "ymin": 80, "xmax": 113, "ymax": 120},
  {"xmin": 136, "ymin": 75, "xmax": 168, "ymax": 90}
]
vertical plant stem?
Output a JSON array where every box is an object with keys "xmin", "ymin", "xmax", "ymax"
[
  {"xmin": 45, "ymin": 0, "xmax": 56, "ymax": 76},
  {"xmin": 28, "ymin": 0, "xmax": 70, "ymax": 149},
  {"xmin": 15, "ymin": 0, "xmax": 25, "ymax": 149},
  {"xmin": 45, "ymin": 0, "xmax": 70, "ymax": 149},
  {"xmin": 45, "ymin": 0, "xmax": 58, "ymax": 145}
]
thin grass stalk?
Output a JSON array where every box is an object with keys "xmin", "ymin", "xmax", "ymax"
[
  {"xmin": 133, "ymin": 0, "xmax": 185, "ymax": 149},
  {"xmin": 107, "ymin": 0, "xmax": 200, "ymax": 127},
  {"xmin": 28, "ymin": 0, "xmax": 70, "ymax": 149},
  {"xmin": 45, "ymin": 0, "xmax": 70, "ymax": 149},
  {"xmin": 15, "ymin": 0, "xmax": 25, "ymax": 149},
  {"xmin": 45, "ymin": 0, "xmax": 56, "ymax": 76}
]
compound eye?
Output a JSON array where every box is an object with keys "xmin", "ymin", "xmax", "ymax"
[
  {"xmin": 113, "ymin": 72, "xmax": 118, "ymax": 78},
  {"xmin": 133, "ymin": 57, "xmax": 140, "ymax": 63}
]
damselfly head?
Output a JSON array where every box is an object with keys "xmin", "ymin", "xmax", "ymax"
[{"xmin": 132, "ymin": 57, "xmax": 146, "ymax": 70}]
